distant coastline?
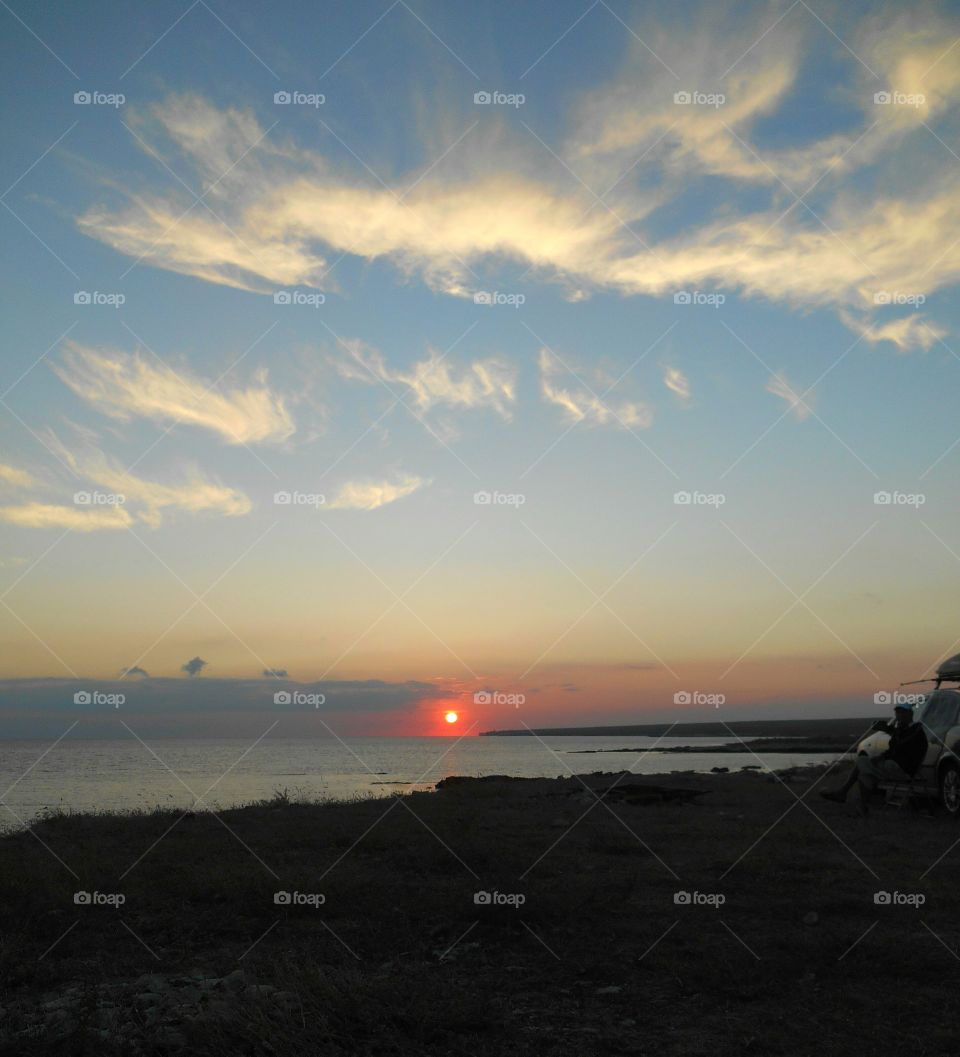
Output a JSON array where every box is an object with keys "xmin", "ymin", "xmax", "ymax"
[{"xmin": 479, "ymin": 717, "xmax": 877, "ymax": 738}]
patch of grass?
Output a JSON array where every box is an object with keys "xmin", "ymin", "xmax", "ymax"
[{"xmin": 2, "ymin": 767, "xmax": 960, "ymax": 1055}]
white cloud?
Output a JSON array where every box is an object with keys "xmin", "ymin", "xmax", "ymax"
[
  {"xmin": 328, "ymin": 474, "xmax": 427, "ymax": 511},
  {"xmin": 46, "ymin": 437, "xmax": 252, "ymax": 528},
  {"xmin": 333, "ymin": 340, "xmax": 516, "ymax": 419},
  {"xmin": 0, "ymin": 502, "xmax": 132, "ymax": 531},
  {"xmin": 71, "ymin": 13, "xmax": 960, "ymax": 340},
  {"xmin": 663, "ymin": 367, "xmax": 690, "ymax": 402},
  {"xmin": 53, "ymin": 342, "xmax": 294, "ymax": 445},
  {"xmin": 766, "ymin": 371, "xmax": 814, "ymax": 421},
  {"xmin": 0, "ymin": 464, "xmax": 34, "ymax": 489},
  {"xmin": 840, "ymin": 310, "xmax": 946, "ymax": 353},
  {"xmin": 538, "ymin": 349, "xmax": 652, "ymax": 429}
]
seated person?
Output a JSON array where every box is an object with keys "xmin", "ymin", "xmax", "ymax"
[{"xmin": 820, "ymin": 704, "xmax": 928, "ymax": 813}]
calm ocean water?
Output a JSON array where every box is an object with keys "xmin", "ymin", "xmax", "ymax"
[{"xmin": 0, "ymin": 736, "xmax": 841, "ymax": 828}]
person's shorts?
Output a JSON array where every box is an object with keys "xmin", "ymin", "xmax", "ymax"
[{"xmin": 856, "ymin": 754, "xmax": 912, "ymax": 788}]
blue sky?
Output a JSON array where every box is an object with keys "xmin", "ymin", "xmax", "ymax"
[{"xmin": 1, "ymin": 0, "xmax": 959, "ymax": 735}]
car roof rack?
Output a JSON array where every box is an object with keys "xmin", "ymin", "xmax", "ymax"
[{"xmin": 900, "ymin": 653, "xmax": 960, "ymax": 689}]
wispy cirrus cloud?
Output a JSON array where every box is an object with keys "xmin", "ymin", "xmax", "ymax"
[
  {"xmin": 328, "ymin": 474, "xmax": 427, "ymax": 511},
  {"xmin": 0, "ymin": 464, "xmax": 35, "ymax": 489},
  {"xmin": 538, "ymin": 349, "xmax": 652, "ymax": 429},
  {"xmin": 663, "ymin": 367, "xmax": 690, "ymax": 402},
  {"xmin": 766, "ymin": 371, "xmax": 814, "ymax": 422},
  {"xmin": 53, "ymin": 342, "xmax": 295, "ymax": 444},
  {"xmin": 71, "ymin": 7, "xmax": 960, "ymax": 348},
  {"xmin": 0, "ymin": 432, "xmax": 251, "ymax": 533},
  {"xmin": 332, "ymin": 339, "xmax": 517, "ymax": 419},
  {"xmin": 47, "ymin": 438, "xmax": 251, "ymax": 528},
  {"xmin": 0, "ymin": 502, "xmax": 132, "ymax": 531},
  {"xmin": 839, "ymin": 310, "xmax": 946, "ymax": 353}
]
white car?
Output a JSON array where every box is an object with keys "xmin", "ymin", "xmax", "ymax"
[{"xmin": 857, "ymin": 655, "xmax": 960, "ymax": 813}]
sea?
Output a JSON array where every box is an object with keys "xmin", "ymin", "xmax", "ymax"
[{"xmin": 0, "ymin": 735, "xmax": 842, "ymax": 829}]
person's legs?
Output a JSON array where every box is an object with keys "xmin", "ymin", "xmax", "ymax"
[
  {"xmin": 821, "ymin": 754, "xmax": 877, "ymax": 803},
  {"xmin": 854, "ymin": 758, "xmax": 910, "ymax": 816}
]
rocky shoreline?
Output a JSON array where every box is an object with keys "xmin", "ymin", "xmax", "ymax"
[
  {"xmin": 568, "ymin": 737, "xmax": 855, "ymax": 755},
  {"xmin": 1, "ymin": 763, "xmax": 953, "ymax": 1056}
]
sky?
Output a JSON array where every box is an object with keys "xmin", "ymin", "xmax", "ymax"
[{"xmin": 1, "ymin": 0, "xmax": 959, "ymax": 737}]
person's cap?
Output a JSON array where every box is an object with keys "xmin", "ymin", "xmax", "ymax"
[{"xmin": 893, "ymin": 704, "xmax": 913, "ymax": 712}]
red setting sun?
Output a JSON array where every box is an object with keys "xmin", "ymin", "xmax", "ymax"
[{"xmin": 444, "ymin": 711, "xmax": 459, "ymax": 724}]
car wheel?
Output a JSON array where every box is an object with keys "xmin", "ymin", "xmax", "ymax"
[{"xmin": 940, "ymin": 764, "xmax": 960, "ymax": 815}]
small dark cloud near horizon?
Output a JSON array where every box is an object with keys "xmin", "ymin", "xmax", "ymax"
[
  {"xmin": 181, "ymin": 656, "xmax": 207, "ymax": 677},
  {"xmin": 263, "ymin": 668, "xmax": 289, "ymax": 678},
  {"xmin": 560, "ymin": 683, "xmax": 581, "ymax": 693},
  {"xmin": 120, "ymin": 666, "xmax": 148, "ymax": 678}
]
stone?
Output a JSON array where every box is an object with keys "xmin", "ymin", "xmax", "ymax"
[
  {"xmin": 223, "ymin": 969, "xmax": 246, "ymax": 992},
  {"xmin": 135, "ymin": 974, "xmax": 169, "ymax": 992}
]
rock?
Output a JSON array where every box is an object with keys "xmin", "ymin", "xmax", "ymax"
[
  {"xmin": 803, "ymin": 911, "xmax": 819, "ymax": 926},
  {"xmin": 42, "ymin": 997, "xmax": 74, "ymax": 1012},
  {"xmin": 171, "ymin": 986, "xmax": 201, "ymax": 1004},
  {"xmin": 134, "ymin": 992, "xmax": 163, "ymax": 1006},
  {"xmin": 595, "ymin": 985, "xmax": 622, "ymax": 994},
  {"xmin": 155, "ymin": 1028, "xmax": 187, "ymax": 1048},
  {"xmin": 711, "ymin": 766, "xmax": 729, "ymax": 774},
  {"xmin": 244, "ymin": 984, "xmax": 275, "ymax": 997},
  {"xmin": 136, "ymin": 974, "xmax": 169, "ymax": 992},
  {"xmin": 223, "ymin": 969, "xmax": 246, "ymax": 992}
]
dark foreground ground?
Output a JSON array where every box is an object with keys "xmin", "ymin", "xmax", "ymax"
[{"xmin": 2, "ymin": 761, "xmax": 960, "ymax": 1056}]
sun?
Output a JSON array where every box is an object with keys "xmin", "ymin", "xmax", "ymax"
[{"xmin": 444, "ymin": 711, "xmax": 459, "ymax": 724}]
